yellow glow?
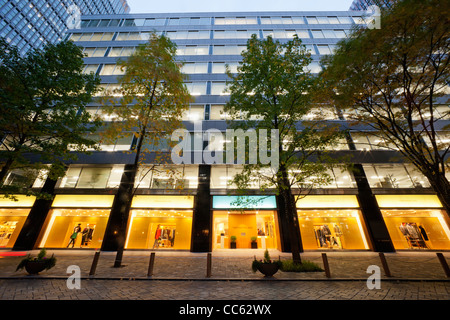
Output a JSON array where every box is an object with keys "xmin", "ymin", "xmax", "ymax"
[
  {"xmin": 296, "ymin": 195, "xmax": 359, "ymax": 208},
  {"xmin": 52, "ymin": 195, "xmax": 114, "ymax": 208},
  {"xmin": 0, "ymin": 195, "xmax": 36, "ymax": 207},
  {"xmin": 376, "ymin": 195, "xmax": 442, "ymax": 208},
  {"xmin": 131, "ymin": 195, "xmax": 194, "ymax": 208}
]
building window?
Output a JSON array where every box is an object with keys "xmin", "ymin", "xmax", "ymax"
[
  {"xmin": 176, "ymin": 45, "xmax": 209, "ymax": 55},
  {"xmin": 213, "ymin": 30, "xmax": 258, "ymax": 39},
  {"xmin": 83, "ymin": 47, "xmax": 107, "ymax": 57},
  {"xmin": 212, "ymin": 45, "xmax": 246, "ymax": 55},
  {"xmin": 181, "ymin": 62, "xmax": 208, "ymax": 74},
  {"xmin": 214, "ymin": 17, "xmax": 258, "ymax": 25},
  {"xmin": 184, "ymin": 82, "xmax": 207, "ymax": 96},
  {"xmin": 99, "ymin": 64, "xmax": 126, "ymax": 75},
  {"xmin": 107, "ymin": 46, "xmax": 135, "ymax": 57}
]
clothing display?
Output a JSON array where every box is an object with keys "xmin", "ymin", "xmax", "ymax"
[
  {"xmin": 314, "ymin": 224, "xmax": 343, "ymax": 249},
  {"xmin": 398, "ymin": 222, "xmax": 428, "ymax": 249},
  {"xmin": 152, "ymin": 224, "xmax": 176, "ymax": 249},
  {"xmin": 81, "ymin": 225, "xmax": 95, "ymax": 247},
  {"xmin": 66, "ymin": 224, "xmax": 82, "ymax": 248},
  {"xmin": 0, "ymin": 221, "xmax": 18, "ymax": 247}
]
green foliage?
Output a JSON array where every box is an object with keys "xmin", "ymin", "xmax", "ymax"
[
  {"xmin": 16, "ymin": 248, "xmax": 57, "ymax": 272},
  {"xmin": 230, "ymin": 235, "xmax": 237, "ymax": 242},
  {"xmin": 225, "ymin": 34, "xmax": 344, "ymax": 197},
  {"xmin": 318, "ymin": 0, "xmax": 450, "ymax": 212},
  {"xmin": 99, "ymin": 33, "xmax": 191, "ymax": 191},
  {"xmin": 0, "ymin": 37, "xmax": 101, "ymax": 197},
  {"xmin": 251, "ymin": 250, "xmax": 282, "ymax": 272},
  {"xmin": 280, "ymin": 259, "xmax": 323, "ymax": 272}
]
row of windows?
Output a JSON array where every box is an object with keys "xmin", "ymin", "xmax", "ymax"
[
  {"xmin": 5, "ymin": 162, "xmax": 439, "ymax": 191},
  {"xmin": 69, "ymin": 28, "xmax": 351, "ymax": 42},
  {"xmin": 84, "ymin": 103, "xmax": 449, "ymax": 124},
  {"xmin": 87, "ymin": 60, "xmax": 323, "ymax": 76},
  {"xmin": 83, "ymin": 44, "xmax": 327, "ymax": 58},
  {"xmin": 79, "ymin": 15, "xmax": 362, "ymax": 28}
]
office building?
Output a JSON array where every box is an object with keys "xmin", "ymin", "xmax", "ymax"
[
  {"xmin": 2, "ymin": 10, "xmax": 449, "ymax": 253},
  {"xmin": 0, "ymin": 0, "xmax": 129, "ymax": 55}
]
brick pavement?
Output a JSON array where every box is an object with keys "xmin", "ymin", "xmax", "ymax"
[{"xmin": 0, "ymin": 249, "xmax": 449, "ymax": 280}]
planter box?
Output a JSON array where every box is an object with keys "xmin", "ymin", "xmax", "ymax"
[
  {"xmin": 251, "ymin": 242, "xmax": 258, "ymax": 249},
  {"xmin": 257, "ymin": 263, "xmax": 279, "ymax": 277},
  {"xmin": 24, "ymin": 261, "xmax": 47, "ymax": 275},
  {"xmin": 230, "ymin": 242, "xmax": 237, "ymax": 249}
]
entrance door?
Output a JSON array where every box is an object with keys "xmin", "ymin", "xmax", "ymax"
[{"xmin": 229, "ymin": 214, "xmax": 257, "ymax": 248}]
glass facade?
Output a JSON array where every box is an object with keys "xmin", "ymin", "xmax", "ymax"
[
  {"xmin": 0, "ymin": 0, "xmax": 130, "ymax": 55},
  {"xmin": 2, "ymin": 10, "xmax": 449, "ymax": 253}
]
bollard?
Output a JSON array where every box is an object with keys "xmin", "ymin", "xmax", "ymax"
[
  {"xmin": 206, "ymin": 252, "xmax": 212, "ymax": 278},
  {"xmin": 321, "ymin": 253, "xmax": 331, "ymax": 278},
  {"xmin": 378, "ymin": 252, "xmax": 392, "ymax": 277},
  {"xmin": 147, "ymin": 252, "xmax": 156, "ymax": 277},
  {"xmin": 89, "ymin": 251, "xmax": 100, "ymax": 277},
  {"xmin": 436, "ymin": 253, "xmax": 450, "ymax": 278}
]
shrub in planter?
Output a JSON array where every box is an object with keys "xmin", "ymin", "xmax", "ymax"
[
  {"xmin": 16, "ymin": 248, "xmax": 56, "ymax": 275},
  {"xmin": 252, "ymin": 249, "xmax": 282, "ymax": 277},
  {"xmin": 230, "ymin": 236, "xmax": 237, "ymax": 249},
  {"xmin": 250, "ymin": 236, "xmax": 257, "ymax": 249}
]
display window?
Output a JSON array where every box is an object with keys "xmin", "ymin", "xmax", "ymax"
[
  {"xmin": 382, "ymin": 209, "xmax": 450, "ymax": 250},
  {"xmin": 298, "ymin": 210, "xmax": 370, "ymax": 250},
  {"xmin": 39, "ymin": 209, "xmax": 110, "ymax": 249},
  {"xmin": 213, "ymin": 210, "xmax": 280, "ymax": 250},
  {"xmin": 125, "ymin": 210, "xmax": 192, "ymax": 250},
  {"xmin": 0, "ymin": 209, "xmax": 29, "ymax": 248}
]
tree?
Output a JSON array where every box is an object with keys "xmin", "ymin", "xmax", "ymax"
[
  {"xmin": 318, "ymin": 0, "xmax": 450, "ymax": 215},
  {"xmin": 0, "ymin": 38, "xmax": 101, "ymax": 198},
  {"xmin": 101, "ymin": 33, "xmax": 191, "ymax": 266},
  {"xmin": 225, "ymin": 35, "xmax": 342, "ymax": 264}
]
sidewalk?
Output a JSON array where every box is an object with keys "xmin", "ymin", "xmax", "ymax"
[{"xmin": 0, "ymin": 249, "xmax": 449, "ymax": 281}]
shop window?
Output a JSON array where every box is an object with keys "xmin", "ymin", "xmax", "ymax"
[
  {"xmin": 39, "ymin": 209, "xmax": 110, "ymax": 249},
  {"xmin": 125, "ymin": 210, "xmax": 192, "ymax": 249},
  {"xmin": 298, "ymin": 210, "xmax": 370, "ymax": 250},
  {"xmin": 0, "ymin": 209, "xmax": 29, "ymax": 248},
  {"xmin": 213, "ymin": 210, "xmax": 279, "ymax": 249},
  {"xmin": 382, "ymin": 209, "xmax": 450, "ymax": 250}
]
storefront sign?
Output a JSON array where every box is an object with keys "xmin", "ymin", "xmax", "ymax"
[
  {"xmin": 375, "ymin": 195, "xmax": 442, "ymax": 208},
  {"xmin": 52, "ymin": 195, "xmax": 114, "ymax": 208},
  {"xmin": 212, "ymin": 196, "xmax": 277, "ymax": 209},
  {"xmin": 131, "ymin": 195, "xmax": 194, "ymax": 208},
  {"xmin": 296, "ymin": 195, "xmax": 359, "ymax": 208},
  {"xmin": 0, "ymin": 195, "xmax": 36, "ymax": 207}
]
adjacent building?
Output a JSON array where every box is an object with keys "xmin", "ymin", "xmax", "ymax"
[
  {"xmin": 349, "ymin": 0, "xmax": 395, "ymax": 10},
  {"xmin": 0, "ymin": 0, "xmax": 129, "ymax": 55},
  {"xmin": 2, "ymin": 10, "xmax": 449, "ymax": 253}
]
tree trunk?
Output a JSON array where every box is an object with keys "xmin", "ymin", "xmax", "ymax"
[
  {"xmin": 427, "ymin": 173, "xmax": 450, "ymax": 218},
  {"xmin": 0, "ymin": 157, "xmax": 14, "ymax": 185},
  {"xmin": 279, "ymin": 165, "xmax": 302, "ymax": 264},
  {"xmin": 112, "ymin": 131, "xmax": 145, "ymax": 267}
]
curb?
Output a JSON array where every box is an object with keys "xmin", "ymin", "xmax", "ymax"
[{"xmin": 1, "ymin": 276, "xmax": 449, "ymax": 282}]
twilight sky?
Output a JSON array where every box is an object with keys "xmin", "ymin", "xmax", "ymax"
[{"xmin": 126, "ymin": 0, "xmax": 355, "ymax": 13}]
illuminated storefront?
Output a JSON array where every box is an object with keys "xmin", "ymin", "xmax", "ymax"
[
  {"xmin": 296, "ymin": 195, "xmax": 370, "ymax": 250},
  {"xmin": 125, "ymin": 195, "xmax": 194, "ymax": 250},
  {"xmin": 212, "ymin": 196, "xmax": 281, "ymax": 250},
  {"xmin": 0, "ymin": 195, "xmax": 35, "ymax": 248},
  {"xmin": 377, "ymin": 195, "xmax": 450, "ymax": 250},
  {"xmin": 39, "ymin": 195, "xmax": 113, "ymax": 249}
]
